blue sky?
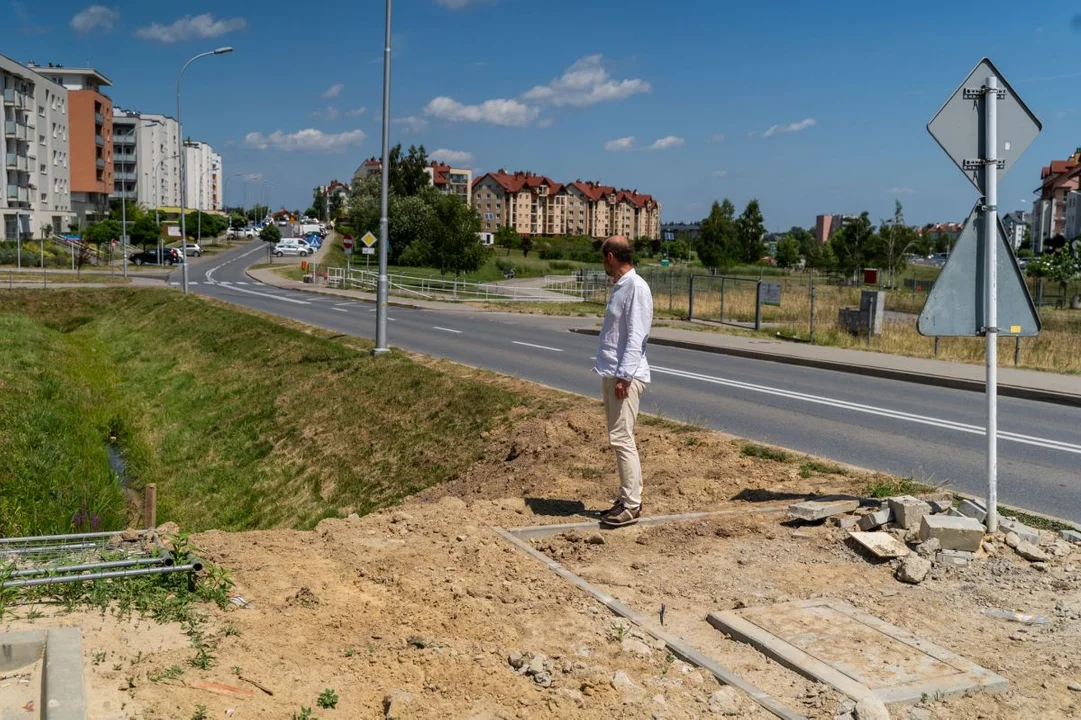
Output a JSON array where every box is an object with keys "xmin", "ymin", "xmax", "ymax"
[{"xmin": 4, "ymin": 0, "xmax": 1080, "ymax": 229}]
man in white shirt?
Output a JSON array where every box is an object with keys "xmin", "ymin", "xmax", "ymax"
[{"xmin": 593, "ymin": 236, "xmax": 653, "ymax": 527}]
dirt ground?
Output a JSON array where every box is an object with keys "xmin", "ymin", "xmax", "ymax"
[{"xmin": 3, "ymin": 395, "xmax": 1080, "ymax": 719}]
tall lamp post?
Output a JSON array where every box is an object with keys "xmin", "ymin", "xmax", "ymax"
[
  {"xmin": 177, "ymin": 46, "xmax": 233, "ymax": 295},
  {"xmin": 375, "ymin": 0, "xmax": 392, "ymax": 354}
]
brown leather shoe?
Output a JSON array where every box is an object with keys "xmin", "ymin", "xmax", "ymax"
[{"xmin": 600, "ymin": 502, "xmax": 641, "ymax": 528}]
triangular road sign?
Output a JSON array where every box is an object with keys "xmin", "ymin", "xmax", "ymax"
[
  {"xmin": 917, "ymin": 203, "xmax": 1041, "ymax": 337},
  {"xmin": 927, "ymin": 58, "xmax": 1041, "ymax": 193}
]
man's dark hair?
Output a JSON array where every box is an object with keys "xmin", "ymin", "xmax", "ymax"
[{"xmin": 602, "ymin": 237, "xmax": 633, "ymax": 265}]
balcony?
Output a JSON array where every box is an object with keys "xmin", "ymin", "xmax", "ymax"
[
  {"xmin": 114, "ymin": 171, "xmax": 136, "ymax": 181},
  {"xmin": 95, "ymin": 134, "xmax": 104, "ymax": 147},
  {"xmin": 95, "ymin": 157, "xmax": 105, "ymax": 169},
  {"xmin": 6, "ymin": 185, "xmax": 28, "ymax": 202},
  {"xmin": 112, "ymin": 190, "xmax": 137, "ymax": 200},
  {"xmin": 2, "ymin": 88, "xmax": 13, "ymax": 105},
  {"xmin": 4, "ymin": 120, "xmax": 13, "ymax": 135},
  {"xmin": 114, "ymin": 133, "xmax": 135, "ymax": 145},
  {"xmin": 94, "ymin": 112, "xmax": 104, "ymax": 125}
]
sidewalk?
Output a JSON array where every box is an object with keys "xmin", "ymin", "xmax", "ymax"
[{"xmin": 250, "ymin": 265, "xmax": 1081, "ymax": 407}]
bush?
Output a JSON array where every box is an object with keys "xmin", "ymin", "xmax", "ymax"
[
  {"xmin": 539, "ymin": 246, "xmax": 564, "ymax": 260},
  {"xmin": 547, "ymin": 260, "xmax": 575, "ymax": 271}
]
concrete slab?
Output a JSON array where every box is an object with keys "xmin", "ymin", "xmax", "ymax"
[
  {"xmin": 857, "ymin": 509, "xmax": 892, "ymax": 531},
  {"xmin": 707, "ymin": 598, "xmax": 1007, "ymax": 705},
  {"xmin": 787, "ymin": 497, "xmax": 861, "ymax": 522},
  {"xmin": 1061, "ymin": 529, "xmax": 1081, "ymax": 545},
  {"xmin": 43, "ymin": 627, "xmax": 86, "ymax": 720},
  {"xmin": 919, "ymin": 515, "xmax": 985, "ymax": 552},
  {"xmin": 998, "ymin": 517, "xmax": 1040, "ymax": 545},
  {"xmin": 507, "ymin": 506, "xmax": 788, "ymax": 541},
  {"xmin": 888, "ymin": 496, "xmax": 931, "ymax": 531},
  {"xmin": 848, "ymin": 531, "xmax": 910, "ymax": 559},
  {"xmin": 956, "ymin": 499, "xmax": 987, "ymax": 523}
]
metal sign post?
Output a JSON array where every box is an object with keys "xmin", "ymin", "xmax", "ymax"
[{"xmin": 922, "ymin": 58, "xmax": 1042, "ymax": 533}]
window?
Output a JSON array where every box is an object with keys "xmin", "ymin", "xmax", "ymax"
[
  {"xmin": 39, "ymin": 134, "xmax": 45, "ymax": 146},
  {"xmin": 39, "ymin": 163, "xmax": 45, "ymax": 174}
]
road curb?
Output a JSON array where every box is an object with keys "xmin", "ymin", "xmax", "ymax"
[
  {"xmin": 242, "ymin": 267, "xmax": 428, "ymax": 310},
  {"xmin": 568, "ymin": 328, "xmax": 1081, "ymax": 409}
]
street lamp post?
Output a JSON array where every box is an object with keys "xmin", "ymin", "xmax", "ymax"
[
  {"xmin": 177, "ymin": 46, "xmax": 233, "ymax": 295},
  {"xmin": 375, "ymin": 0, "xmax": 392, "ymax": 354}
]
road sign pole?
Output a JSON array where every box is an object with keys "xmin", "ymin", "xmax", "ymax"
[
  {"xmin": 984, "ymin": 75, "xmax": 999, "ymax": 533},
  {"xmin": 374, "ymin": 0, "xmax": 392, "ymax": 355}
]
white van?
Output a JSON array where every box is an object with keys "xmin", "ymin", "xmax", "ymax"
[{"xmin": 272, "ymin": 238, "xmax": 315, "ymax": 257}]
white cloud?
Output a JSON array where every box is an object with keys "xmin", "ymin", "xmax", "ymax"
[
  {"xmin": 71, "ymin": 5, "xmax": 119, "ymax": 34},
  {"xmin": 430, "ymin": 149, "xmax": 474, "ymax": 164},
  {"xmin": 322, "ymin": 83, "xmax": 344, "ymax": 99},
  {"xmin": 309, "ymin": 106, "xmax": 340, "ymax": 121},
  {"xmin": 393, "ymin": 115, "xmax": 428, "ymax": 133},
  {"xmin": 885, "ymin": 186, "xmax": 917, "ymax": 195},
  {"xmin": 604, "ymin": 136, "xmax": 636, "ymax": 151},
  {"xmin": 649, "ymin": 135, "xmax": 684, "ymax": 150},
  {"xmin": 135, "ymin": 13, "xmax": 246, "ymax": 43},
  {"xmin": 710, "ymin": 133, "xmax": 725, "ymax": 142},
  {"xmin": 536, "ymin": 117, "xmax": 554, "ymax": 128},
  {"xmin": 435, "ymin": 0, "xmax": 493, "ymax": 8},
  {"xmin": 347, "ymin": 107, "xmax": 367, "ymax": 117},
  {"xmin": 424, "ymin": 96, "xmax": 538, "ymax": 127},
  {"xmin": 243, "ymin": 128, "xmax": 366, "ymax": 153},
  {"xmin": 712, "ymin": 170, "xmax": 728, "ymax": 177},
  {"xmin": 761, "ymin": 117, "xmax": 816, "ymax": 138},
  {"xmin": 522, "ymin": 54, "xmax": 651, "ymax": 108}
]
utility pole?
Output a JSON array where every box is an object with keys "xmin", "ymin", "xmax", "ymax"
[{"xmin": 374, "ymin": 0, "xmax": 392, "ymax": 354}]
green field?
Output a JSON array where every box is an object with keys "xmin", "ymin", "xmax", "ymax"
[{"xmin": 0, "ymin": 289, "xmax": 519, "ymax": 534}]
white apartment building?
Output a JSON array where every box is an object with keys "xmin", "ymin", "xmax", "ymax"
[
  {"xmin": 183, "ymin": 140, "xmax": 222, "ymax": 212},
  {"xmin": 1064, "ymin": 191, "xmax": 1081, "ymax": 242},
  {"xmin": 1, "ymin": 53, "xmax": 73, "ymax": 240},
  {"xmin": 112, "ymin": 110, "xmax": 181, "ymax": 211}
]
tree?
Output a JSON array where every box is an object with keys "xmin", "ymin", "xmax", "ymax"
[
  {"xmin": 329, "ymin": 192, "xmax": 344, "ymax": 221},
  {"xmin": 879, "ymin": 200, "xmax": 913, "ymax": 287},
  {"xmin": 260, "ymin": 224, "xmax": 281, "ymax": 244},
  {"xmin": 667, "ymin": 238, "xmax": 690, "ymax": 261},
  {"xmin": 520, "ymin": 235, "xmax": 533, "ymax": 258},
  {"xmin": 696, "ymin": 199, "xmax": 735, "ymax": 269},
  {"xmin": 388, "ymin": 194, "xmax": 433, "ymax": 264},
  {"xmin": 733, "ymin": 199, "xmax": 767, "ymax": 264},
  {"xmin": 230, "ymin": 213, "xmax": 247, "ymax": 230},
  {"xmin": 389, "ymin": 144, "xmax": 430, "ymax": 197},
  {"xmin": 424, "ymin": 193, "xmax": 487, "ymax": 275},
  {"xmin": 310, "ymin": 187, "xmax": 327, "ymax": 221},
  {"xmin": 829, "ymin": 211, "xmax": 877, "ymax": 278},
  {"xmin": 494, "ymin": 225, "xmax": 521, "ymax": 256},
  {"xmin": 129, "ymin": 216, "xmax": 162, "ymax": 249},
  {"xmin": 806, "ymin": 240, "xmax": 835, "ymax": 271},
  {"xmin": 83, "ymin": 219, "xmax": 122, "ymax": 248},
  {"xmin": 775, "ymin": 235, "xmax": 801, "ymax": 268},
  {"xmin": 1030, "ymin": 248, "xmax": 1080, "ymax": 305},
  {"xmin": 787, "ymin": 226, "xmax": 816, "ymax": 260}
]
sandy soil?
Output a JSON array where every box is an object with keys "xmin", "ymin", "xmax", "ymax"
[{"xmin": 2, "ymin": 394, "xmax": 1079, "ymax": 719}]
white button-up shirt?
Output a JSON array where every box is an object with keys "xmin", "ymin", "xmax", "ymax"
[{"xmin": 593, "ymin": 268, "xmax": 653, "ymax": 382}]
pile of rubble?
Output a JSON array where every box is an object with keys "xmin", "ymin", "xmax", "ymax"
[{"xmin": 788, "ymin": 494, "xmax": 1081, "ymax": 585}]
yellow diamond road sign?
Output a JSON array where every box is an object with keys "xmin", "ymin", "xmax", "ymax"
[{"xmin": 360, "ymin": 231, "xmax": 377, "ymax": 248}]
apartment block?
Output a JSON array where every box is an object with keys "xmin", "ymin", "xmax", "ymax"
[
  {"xmin": 1, "ymin": 54, "xmax": 73, "ymax": 240},
  {"xmin": 112, "ymin": 109, "xmax": 181, "ymax": 211},
  {"xmin": 183, "ymin": 140, "xmax": 222, "ymax": 212},
  {"xmin": 32, "ymin": 65, "xmax": 113, "ymax": 224},
  {"xmin": 1031, "ymin": 149, "xmax": 1081, "ymax": 253},
  {"xmin": 425, "ymin": 161, "xmax": 473, "ymax": 204},
  {"xmin": 472, "ymin": 170, "xmax": 661, "ymax": 240}
]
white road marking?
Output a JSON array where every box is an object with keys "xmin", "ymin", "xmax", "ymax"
[
  {"xmin": 189, "ymin": 282, "xmax": 199, "ymax": 285},
  {"xmin": 651, "ymin": 364, "xmax": 1081, "ymax": 456},
  {"xmin": 332, "ymin": 307, "xmax": 348, "ymax": 313},
  {"xmin": 236, "ymin": 281, "xmax": 249, "ymax": 285},
  {"xmin": 169, "ymin": 282, "xmax": 180, "ymax": 286},
  {"xmin": 433, "ymin": 326, "xmax": 462, "ymax": 334},
  {"xmin": 512, "ymin": 341, "xmax": 563, "ymax": 353}
]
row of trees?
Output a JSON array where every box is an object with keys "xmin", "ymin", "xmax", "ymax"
[
  {"xmin": 345, "ymin": 144, "xmax": 489, "ymax": 275},
  {"xmin": 306, "ymin": 188, "xmax": 345, "ymax": 223}
]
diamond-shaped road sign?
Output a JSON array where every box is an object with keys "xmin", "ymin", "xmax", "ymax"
[
  {"xmin": 917, "ymin": 203, "xmax": 1041, "ymax": 338},
  {"xmin": 927, "ymin": 58, "xmax": 1041, "ymax": 192},
  {"xmin": 360, "ymin": 231, "xmax": 377, "ymax": 248}
]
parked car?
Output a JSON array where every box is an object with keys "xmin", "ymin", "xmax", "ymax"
[
  {"xmin": 227, "ymin": 227, "xmax": 256, "ymax": 239},
  {"xmin": 182, "ymin": 242, "xmax": 202, "ymax": 257},
  {"xmin": 129, "ymin": 247, "xmax": 183, "ymax": 266},
  {"xmin": 277, "ymin": 219, "xmax": 288, "ymax": 227},
  {"xmin": 271, "ymin": 238, "xmax": 315, "ymax": 257}
]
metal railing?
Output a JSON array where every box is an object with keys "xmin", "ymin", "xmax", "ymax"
[{"xmin": 330, "ymin": 267, "xmax": 596, "ymax": 303}]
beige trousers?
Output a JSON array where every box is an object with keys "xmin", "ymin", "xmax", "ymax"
[{"xmin": 601, "ymin": 377, "xmax": 645, "ymax": 508}]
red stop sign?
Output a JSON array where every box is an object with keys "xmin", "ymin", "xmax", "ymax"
[{"xmin": 342, "ymin": 236, "xmax": 354, "ymax": 249}]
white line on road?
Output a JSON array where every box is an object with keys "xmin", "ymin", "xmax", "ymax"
[
  {"xmin": 433, "ymin": 326, "xmax": 462, "ymax": 334},
  {"xmin": 651, "ymin": 364, "xmax": 1081, "ymax": 456},
  {"xmin": 512, "ymin": 341, "xmax": 563, "ymax": 352},
  {"xmin": 332, "ymin": 307, "xmax": 348, "ymax": 313},
  {"xmin": 169, "ymin": 282, "xmax": 180, "ymax": 286},
  {"xmin": 189, "ymin": 282, "xmax": 199, "ymax": 285},
  {"xmin": 236, "ymin": 281, "xmax": 249, "ymax": 285}
]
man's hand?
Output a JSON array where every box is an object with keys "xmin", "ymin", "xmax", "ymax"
[{"xmin": 614, "ymin": 378, "xmax": 630, "ymax": 400}]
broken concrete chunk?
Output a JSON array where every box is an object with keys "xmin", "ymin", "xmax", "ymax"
[
  {"xmin": 928, "ymin": 499, "xmax": 953, "ymax": 514},
  {"xmin": 849, "ymin": 531, "xmax": 910, "ymax": 559},
  {"xmin": 916, "ymin": 537, "xmax": 941, "ymax": 558},
  {"xmin": 787, "ymin": 497, "xmax": 860, "ymax": 522},
  {"xmin": 937, "ymin": 549, "xmax": 974, "ymax": 567},
  {"xmin": 896, "ymin": 555, "xmax": 932, "ymax": 584},
  {"xmin": 888, "ymin": 495, "xmax": 933, "ymax": 530},
  {"xmin": 830, "ymin": 515, "xmax": 860, "ymax": 529},
  {"xmin": 956, "ymin": 498, "xmax": 987, "ymax": 522},
  {"xmin": 857, "ymin": 508, "xmax": 892, "ymax": 531},
  {"xmin": 1061, "ymin": 529, "xmax": 1081, "ymax": 545},
  {"xmin": 998, "ymin": 517, "xmax": 1040, "ymax": 545},
  {"xmin": 1005, "ymin": 531, "xmax": 1020, "ymax": 548},
  {"xmin": 919, "ymin": 514, "xmax": 985, "ymax": 552},
  {"xmin": 853, "ymin": 697, "xmax": 891, "ymax": 720},
  {"xmin": 1013, "ymin": 541, "xmax": 1050, "ymax": 563}
]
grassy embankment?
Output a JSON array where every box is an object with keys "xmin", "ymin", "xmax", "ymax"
[{"xmin": 0, "ymin": 288, "xmax": 518, "ymax": 535}]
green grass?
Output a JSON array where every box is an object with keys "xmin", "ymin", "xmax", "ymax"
[
  {"xmin": 862, "ymin": 476, "xmax": 933, "ymax": 498},
  {"xmin": 799, "ymin": 460, "xmax": 848, "ymax": 478},
  {"xmin": 0, "ymin": 288, "xmax": 518, "ymax": 532},
  {"xmin": 740, "ymin": 443, "xmax": 792, "ymax": 463}
]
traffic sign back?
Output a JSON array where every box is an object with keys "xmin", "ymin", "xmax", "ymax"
[
  {"xmin": 927, "ymin": 57, "xmax": 1041, "ymax": 192},
  {"xmin": 917, "ymin": 203, "xmax": 1040, "ymax": 337}
]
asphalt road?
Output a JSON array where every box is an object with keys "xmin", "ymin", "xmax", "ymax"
[{"xmin": 172, "ymin": 242, "xmax": 1081, "ymax": 523}]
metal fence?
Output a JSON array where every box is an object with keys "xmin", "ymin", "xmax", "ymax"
[{"xmin": 323, "ymin": 267, "xmax": 601, "ymax": 303}]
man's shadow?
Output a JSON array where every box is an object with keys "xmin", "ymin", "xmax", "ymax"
[{"xmin": 524, "ymin": 498, "xmax": 602, "ymax": 519}]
